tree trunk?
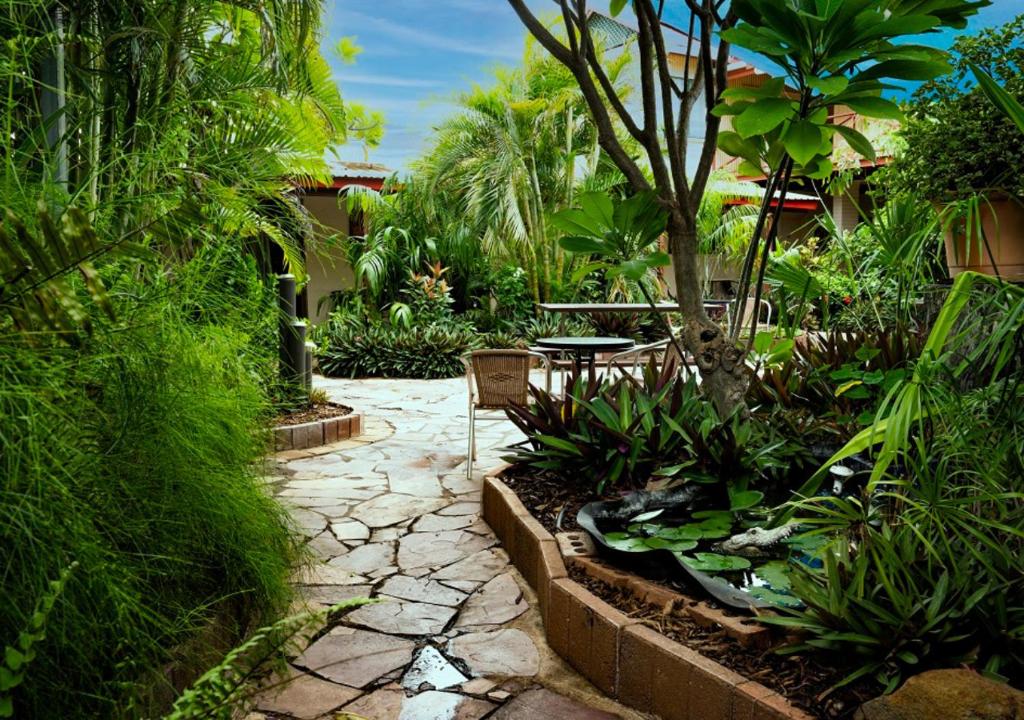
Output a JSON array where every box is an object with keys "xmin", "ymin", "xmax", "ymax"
[{"xmin": 668, "ymin": 217, "xmax": 749, "ymax": 416}]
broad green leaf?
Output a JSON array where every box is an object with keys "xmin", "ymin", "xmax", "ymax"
[
  {"xmin": 609, "ymin": 0, "xmax": 628, "ymax": 16},
  {"xmin": 807, "ymin": 75, "xmax": 849, "ymax": 96},
  {"xmin": 644, "ymin": 537, "xmax": 698, "ymax": 552},
  {"xmin": 729, "ymin": 489, "xmax": 765, "ymax": 511},
  {"xmin": 832, "ymin": 124, "xmax": 876, "ymax": 161},
  {"xmin": 716, "ymin": 131, "xmax": 763, "ymax": 168},
  {"xmin": 841, "ymin": 96, "xmax": 905, "ymax": 121},
  {"xmin": 782, "ymin": 119, "xmax": 824, "ymax": 165},
  {"xmin": 643, "ymin": 251, "xmax": 671, "ymax": 268},
  {"xmin": 835, "ymin": 380, "xmax": 864, "ymax": 397},
  {"xmin": 680, "ymin": 552, "xmax": 752, "ymax": 572},
  {"xmin": 537, "ymin": 435, "xmax": 583, "ymax": 455},
  {"xmin": 579, "ymin": 191, "xmax": 615, "ymax": 230},
  {"xmin": 733, "ymin": 98, "xmax": 794, "ymax": 139},
  {"xmin": 855, "ymin": 59, "xmax": 951, "ymax": 82},
  {"xmin": 559, "ymin": 235, "xmax": 607, "ymax": 255}
]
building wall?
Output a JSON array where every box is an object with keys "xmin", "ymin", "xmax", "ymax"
[{"xmin": 302, "ymin": 193, "xmax": 356, "ymax": 325}]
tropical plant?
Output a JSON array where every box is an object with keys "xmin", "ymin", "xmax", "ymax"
[
  {"xmin": 509, "ymin": 0, "xmax": 984, "ymax": 416},
  {"xmin": 317, "ymin": 315, "xmax": 480, "ymax": 379},
  {"xmin": 505, "ymin": 359, "xmax": 789, "ymax": 500},
  {"xmin": 890, "ymin": 14, "xmax": 1024, "ymax": 200}
]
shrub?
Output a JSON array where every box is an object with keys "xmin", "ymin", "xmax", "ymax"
[
  {"xmin": 0, "ymin": 268, "xmax": 299, "ymax": 717},
  {"xmin": 317, "ymin": 316, "xmax": 481, "ymax": 379},
  {"xmin": 505, "ymin": 360, "xmax": 793, "ymax": 499},
  {"xmin": 889, "ymin": 15, "xmax": 1024, "ymax": 199}
]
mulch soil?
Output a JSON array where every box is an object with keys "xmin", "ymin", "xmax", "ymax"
[
  {"xmin": 274, "ymin": 401, "xmax": 353, "ymax": 427},
  {"xmin": 501, "ymin": 464, "xmax": 878, "ymax": 719}
]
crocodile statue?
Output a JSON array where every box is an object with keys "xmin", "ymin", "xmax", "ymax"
[{"xmin": 717, "ymin": 523, "xmax": 799, "ymax": 557}]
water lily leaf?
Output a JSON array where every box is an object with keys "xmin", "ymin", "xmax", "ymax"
[
  {"xmin": 753, "ymin": 560, "xmax": 792, "ymax": 590},
  {"xmin": 680, "ymin": 553, "xmax": 752, "ymax": 572},
  {"xmin": 653, "ymin": 525, "xmax": 705, "ymax": 541},
  {"xmin": 748, "ymin": 586, "xmax": 802, "ymax": 609},
  {"xmin": 604, "ymin": 532, "xmax": 655, "ymax": 552},
  {"xmin": 644, "ymin": 537, "xmax": 698, "ymax": 552}
]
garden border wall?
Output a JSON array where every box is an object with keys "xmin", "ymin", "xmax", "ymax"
[
  {"xmin": 481, "ymin": 466, "xmax": 812, "ymax": 720},
  {"xmin": 273, "ymin": 412, "xmax": 363, "ymax": 451}
]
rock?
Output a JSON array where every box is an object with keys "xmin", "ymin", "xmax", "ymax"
[
  {"xmin": 254, "ymin": 669, "xmax": 361, "ymax": 719},
  {"xmin": 397, "ymin": 530, "xmax": 493, "ymax": 572},
  {"xmin": 293, "ymin": 627, "xmax": 415, "ymax": 688},
  {"xmin": 413, "ymin": 513, "xmax": 476, "ymax": 532},
  {"xmin": 339, "ymin": 683, "xmax": 404, "ymax": 720},
  {"xmin": 397, "ymin": 691, "xmax": 495, "ymax": 720},
  {"xmin": 331, "ymin": 519, "xmax": 370, "ymax": 541},
  {"xmin": 350, "ymin": 494, "xmax": 448, "ymax": 528},
  {"xmin": 346, "ymin": 598, "xmax": 457, "ymax": 636},
  {"xmin": 402, "ymin": 646, "xmax": 468, "ymax": 691},
  {"xmin": 436, "ymin": 501, "xmax": 481, "ymax": 516},
  {"xmin": 460, "ymin": 677, "xmax": 497, "ymax": 695},
  {"xmin": 856, "ymin": 669, "xmax": 1024, "ymax": 720},
  {"xmin": 447, "ymin": 629, "xmax": 540, "ymax": 677},
  {"xmin": 378, "ymin": 575, "xmax": 469, "ymax": 607},
  {"xmin": 455, "ymin": 573, "xmax": 528, "ymax": 628},
  {"xmin": 293, "ymin": 562, "xmax": 366, "ymax": 587},
  {"xmin": 432, "ymin": 549, "xmax": 509, "ymax": 584},
  {"xmin": 294, "ymin": 584, "xmax": 374, "ymax": 607},
  {"xmin": 327, "ymin": 541, "xmax": 394, "ymax": 575},
  {"xmin": 488, "ymin": 688, "xmax": 621, "ymax": 719},
  {"xmin": 306, "ymin": 531, "xmax": 348, "ymax": 560}
]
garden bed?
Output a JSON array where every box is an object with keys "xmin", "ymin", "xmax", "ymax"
[
  {"xmin": 273, "ymin": 403, "xmax": 361, "ymax": 451},
  {"xmin": 487, "ymin": 466, "xmax": 878, "ymax": 720}
]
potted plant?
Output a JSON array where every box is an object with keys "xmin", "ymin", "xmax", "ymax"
[{"xmin": 890, "ymin": 16, "xmax": 1024, "ymax": 280}]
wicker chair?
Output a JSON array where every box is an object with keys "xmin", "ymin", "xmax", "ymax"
[{"xmin": 461, "ymin": 349, "xmax": 551, "ymax": 479}]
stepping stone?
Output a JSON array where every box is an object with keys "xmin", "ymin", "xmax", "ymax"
[
  {"xmin": 295, "ymin": 584, "xmax": 374, "ymax": 607},
  {"xmin": 455, "ymin": 573, "xmax": 528, "ymax": 628},
  {"xmin": 447, "ymin": 629, "xmax": 540, "ymax": 677},
  {"xmin": 413, "ymin": 513, "xmax": 476, "ymax": 532},
  {"xmin": 397, "ymin": 531, "xmax": 493, "ymax": 572},
  {"xmin": 440, "ymin": 474, "xmax": 480, "ymax": 495},
  {"xmin": 347, "ymin": 598, "xmax": 457, "ymax": 636},
  {"xmin": 402, "ymin": 646, "xmax": 467, "ymax": 691},
  {"xmin": 331, "ymin": 519, "xmax": 370, "ymax": 541},
  {"xmin": 327, "ymin": 541, "xmax": 394, "ymax": 575},
  {"xmin": 378, "ymin": 575, "xmax": 468, "ymax": 607},
  {"xmin": 439, "ymin": 579, "xmax": 480, "ymax": 593},
  {"xmin": 350, "ymin": 494, "xmax": 448, "ymax": 528},
  {"xmin": 488, "ymin": 688, "xmax": 622, "ymax": 719},
  {"xmin": 288, "ymin": 508, "xmax": 328, "ymax": 536},
  {"xmin": 306, "ymin": 531, "xmax": 348, "ymax": 560},
  {"xmin": 386, "ymin": 469, "xmax": 444, "ymax": 498},
  {"xmin": 294, "ymin": 627, "xmax": 414, "ymax": 688},
  {"xmin": 460, "ymin": 677, "xmax": 498, "ymax": 695},
  {"xmin": 372, "ymin": 526, "xmax": 407, "ymax": 542},
  {"xmin": 254, "ymin": 669, "xmax": 360, "ymax": 719},
  {"xmin": 436, "ymin": 501, "xmax": 482, "ymax": 517},
  {"xmin": 340, "ymin": 683, "xmax": 405, "ymax": 720},
  {"xmin": 398, "ymin": 691, "xmax": 495, "ymax": 720},
  {"xmin": 294, "ymin": 562, "xmax": 366, "ymax": 587},
  {"xmin": 433, "ymin": 549, "xmax": 509, "ymax": 584}
]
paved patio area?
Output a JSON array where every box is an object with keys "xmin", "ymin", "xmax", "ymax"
[{"xmin": 258, "ymin": 375, "xmax": 640, "ymax": 720}]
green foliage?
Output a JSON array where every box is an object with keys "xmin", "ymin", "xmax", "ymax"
[
  {"xmin": 0, "ymin": 564, "xmax": 76, "ymax": 718},
  {"xmin": 891, "ymin": 15, "xmax": 1024, "ymax": 199},
  {"xmin": 317, "ymin": 315, "xmax": 480, "ymax": 379},
  {"xmin": 505, "ymin": 360, "xmax": 790, "ymax": 496},
  {"xmin": 716, "ymin": 0, "xmax": 987, "ymax": 179},
  {"xmin": 164, "ymin": 600, "xmax": 372, "ymax": 719}
]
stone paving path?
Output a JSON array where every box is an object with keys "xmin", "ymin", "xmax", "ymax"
[{"xmin": 256, "ymin": 376, "xmax": 642, "ymax": 720}]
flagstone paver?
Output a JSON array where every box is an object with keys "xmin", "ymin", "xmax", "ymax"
[{"xmin": 266, "ymin": 375, "xmax": 639, "ymax": 720}]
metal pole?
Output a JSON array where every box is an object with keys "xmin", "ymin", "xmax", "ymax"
[
  {"xmin": 278, "ymin": 274, "xmax": 302, "ymax": 386},
  {"xmin": 303, "ymin": 341, "xmax": 316, "ymax": 391},
  {"xmin": 40, "ymin": 5, "xmax": 67, "ymax": 187}
]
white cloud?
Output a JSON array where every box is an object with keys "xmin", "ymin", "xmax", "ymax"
[
  {"xmin": 336, "ymin": 8, "xmax": 520, "ymax": 60},
  {"xmin": 336, "ymin": 72, "xmax": 444, "ymax": 88}
]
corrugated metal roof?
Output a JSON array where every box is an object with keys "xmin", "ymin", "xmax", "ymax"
[{"xmin": 330, "ymin": 161, "xmax": 393, "ymax": 180}]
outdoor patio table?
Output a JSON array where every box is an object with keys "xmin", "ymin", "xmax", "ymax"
[{"xmin": 534, "ymin": 336, "xmax": 635, "ymax": 376}]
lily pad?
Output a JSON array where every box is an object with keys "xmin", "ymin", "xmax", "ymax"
[
  {"xmin": 604, "ymin": 533, "xmax": 655, "ymax": 552},
  {"xmin": 748, "ymin": 585, "xmax": 802, "ymax": 608},
  {"xmin": 679, "ymin": 552, "xmax": 752, "ymax": 572},
  {"xmin": 752, "ymin": 560, "xmax": 792, "ymax": 591},
  {"xmin": 644, "ymin": 537, "xmax": 698, "ymax": 552},
  {"xmin": 652, "ymin": 524, "xmax": 705, "ymax": 541},
  {"xmin": 729, "ymin": 490, "xmax": 765, "ymax": 511}
]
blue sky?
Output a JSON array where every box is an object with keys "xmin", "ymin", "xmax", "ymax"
[{"xmin": 322, "ymin": 0, "xmax": 1018, "ymax": 173}]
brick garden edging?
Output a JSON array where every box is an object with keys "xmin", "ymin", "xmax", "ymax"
[
  {"xmin": 273, "ymin": 412, "xmax": 363, "ymax": 452},
  {"xmin": 481, "ymin": 468, "xmax": 813, "ymax": 720}
]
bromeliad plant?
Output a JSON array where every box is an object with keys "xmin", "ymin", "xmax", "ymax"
[{"xmin": 505, "ymin": 358, "xmax": 789, "ymax": 500}]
